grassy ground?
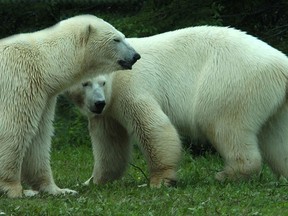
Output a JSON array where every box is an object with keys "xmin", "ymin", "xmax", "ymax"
[{"xmin": 1, "ymin": 144, "xmax": 288, "ymax": 215}]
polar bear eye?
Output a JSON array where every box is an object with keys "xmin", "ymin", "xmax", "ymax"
[
  {"xmin": 99, "ymin": 81, "xmax": 106, "ymax": 87},
  {"xmin": 113, "ymin": 39, "xmax": 120, "ymax": 43},
  {"xmin": 82, "ymin": 82, "xmax": 90, "ymax": 87}
]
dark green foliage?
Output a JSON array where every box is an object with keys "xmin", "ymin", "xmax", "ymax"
[
  {"xmin": 0, "ymin": 2, "xmax": 59, "ymax": 38},
  {"xmin": 183, "ymin": 137, "xmax": 216, "ymax": 157},
  {"xmin": 135, "ymin": 0, "xmax": 224, "ymax": 32},
  {"xmin": 219, "ymin": 0, "xmax": 288, "ymax": 52}
]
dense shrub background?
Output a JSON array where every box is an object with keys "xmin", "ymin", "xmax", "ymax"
[{"xmin": 1, "ymin": 0, "xmax": 287, "ymax": 153}]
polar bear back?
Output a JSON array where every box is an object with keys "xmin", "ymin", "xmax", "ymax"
[{"xmin": 128, "ymin": 26, "xmax": 288, "ymax": 80}]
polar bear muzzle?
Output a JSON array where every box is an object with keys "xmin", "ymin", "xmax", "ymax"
[
  {"xmin": 92, "ymin": 100, "xmax": 106, "ymax": 114},
  {"xmin": 118, "ymin": 52, "xmax": 141, "ymax": 70}
]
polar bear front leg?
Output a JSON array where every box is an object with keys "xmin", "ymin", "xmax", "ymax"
[
  {"xmin": 89, "ymin": 116, "xmax": 131, "ymax": 184},
  {"xmin": 21, "ymin": 97, "xmax": 77, "ymax": 196},
  {"xmin": 125, "ymin": 98, "xmax": 182, "ymax": 188},
  {"xmin": 147, "ymin": 120, "xmax": 182, "ymax": 188}
]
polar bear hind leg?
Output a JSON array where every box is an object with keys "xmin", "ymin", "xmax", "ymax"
[
  {"xmin": 209, "ymin": 121, "xmax": 262, "ymax": 181},
  {"xmin": 258, "ymin": 104, "xmax": 288, "ymax": 178}
]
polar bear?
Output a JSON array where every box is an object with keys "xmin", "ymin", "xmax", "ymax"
[
  {"xmin": 66, "ymin": 75, "xmax": 133, "ymax": 185},
  {"xmin": 68, "ymin": 26, "xmax": 288, "ymax": 187},
  {"xmin": 0, "ymin": 14, "xmax": 140, "ymax": 198}
]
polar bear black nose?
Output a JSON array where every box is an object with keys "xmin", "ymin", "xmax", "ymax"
[
  {"xmin": 93, "ymin": 101, "xmax": 106, "ymax": 114},
  {"xmin": 133, "ymin": 53, "xmax": 141, "ymax": 62}
]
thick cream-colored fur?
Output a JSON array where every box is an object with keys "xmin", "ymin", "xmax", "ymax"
[
  {"xmin": 70, "ymin": 26, "xmax": 288, "ymax": 187},
  {"xmin": 0, "ymin": 14, "xmax": 138, "ymax": 198}
]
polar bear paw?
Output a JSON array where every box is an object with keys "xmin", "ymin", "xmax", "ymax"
[
  {"xmin": 54, "ymin": 188, "xmax": 78, "ymax": 196},
  {"xmin": 41, "ymin": 184, "xmax": 78, "ymax": 196},
  {"xmin": 150, "ymin": 169, "xmax": 178, "ymax": 188},
  {"xmin": 150, "ymin": 177, "xmax": 177, "ymax": 188},
  {"xmin": 215, "ymin": 171, "xmax": 227, "ymax": 182},
  {"xmin": 215, "ymin": 170, "xmax": 254, "ymax": 182},
  {"xmin": 23, "ymin": 189, "xmax": 39, "ymax": 197}
]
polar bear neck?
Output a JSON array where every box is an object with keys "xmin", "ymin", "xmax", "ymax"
[
  {"xmin": 0, "ymin": 27, "xmax": 87, "ymax": 97},
  {"xmin": 32, "ymin": 30, "xmax": 86, "ymax": 96}
]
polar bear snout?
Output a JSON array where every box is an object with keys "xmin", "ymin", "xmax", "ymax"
[
  {"xmin": 118, "ymin": 53, "xmax": 141, "ymax": 70},
  {"xmin": 80, "ymin": 75, "xmax": 108, "ymax": 115},
  {"xmin": 92, "ymin": 100, "xmax": 106, "ymax": 114},
  {"xmin": 133, "ymin": 53, "xmax": 141, "ymax": 62}
]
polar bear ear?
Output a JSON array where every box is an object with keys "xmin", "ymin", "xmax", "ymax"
[{"xmin": 81, "ymin": 24, "xmax": 92, "ymax": 46}]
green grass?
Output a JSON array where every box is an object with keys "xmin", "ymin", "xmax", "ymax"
[{"xmin": 1, "ymin": 145, "xmax": 288, "ymax": 216}]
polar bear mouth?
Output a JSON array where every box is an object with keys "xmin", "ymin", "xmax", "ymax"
[
  {"xmin": 118, "ymin": 60, "xmax": 133, "ymax": 70},
  {"xmin": 118, "ymin": 53, "xmax": 141, "ymax": 70},
  {"xmin": 90, "ymin": 101, "xmax": 106, "ymax": 114}
]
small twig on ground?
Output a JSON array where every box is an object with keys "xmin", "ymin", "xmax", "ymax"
[{"xmin": 129, "ymin": 163, "xmax": 149, "ymax": 181}]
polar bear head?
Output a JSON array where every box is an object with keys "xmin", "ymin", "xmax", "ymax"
[
  {"xmin": 59, "ymin": 15, "xmax": 140, "ymax": 76},
  {"xmin": 66, "ymin": 75, "xmax": 109, "ymax": 117},
  {"xmin": 82, "ymin": 75, "xmax": 108, "ymax": 115}
]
